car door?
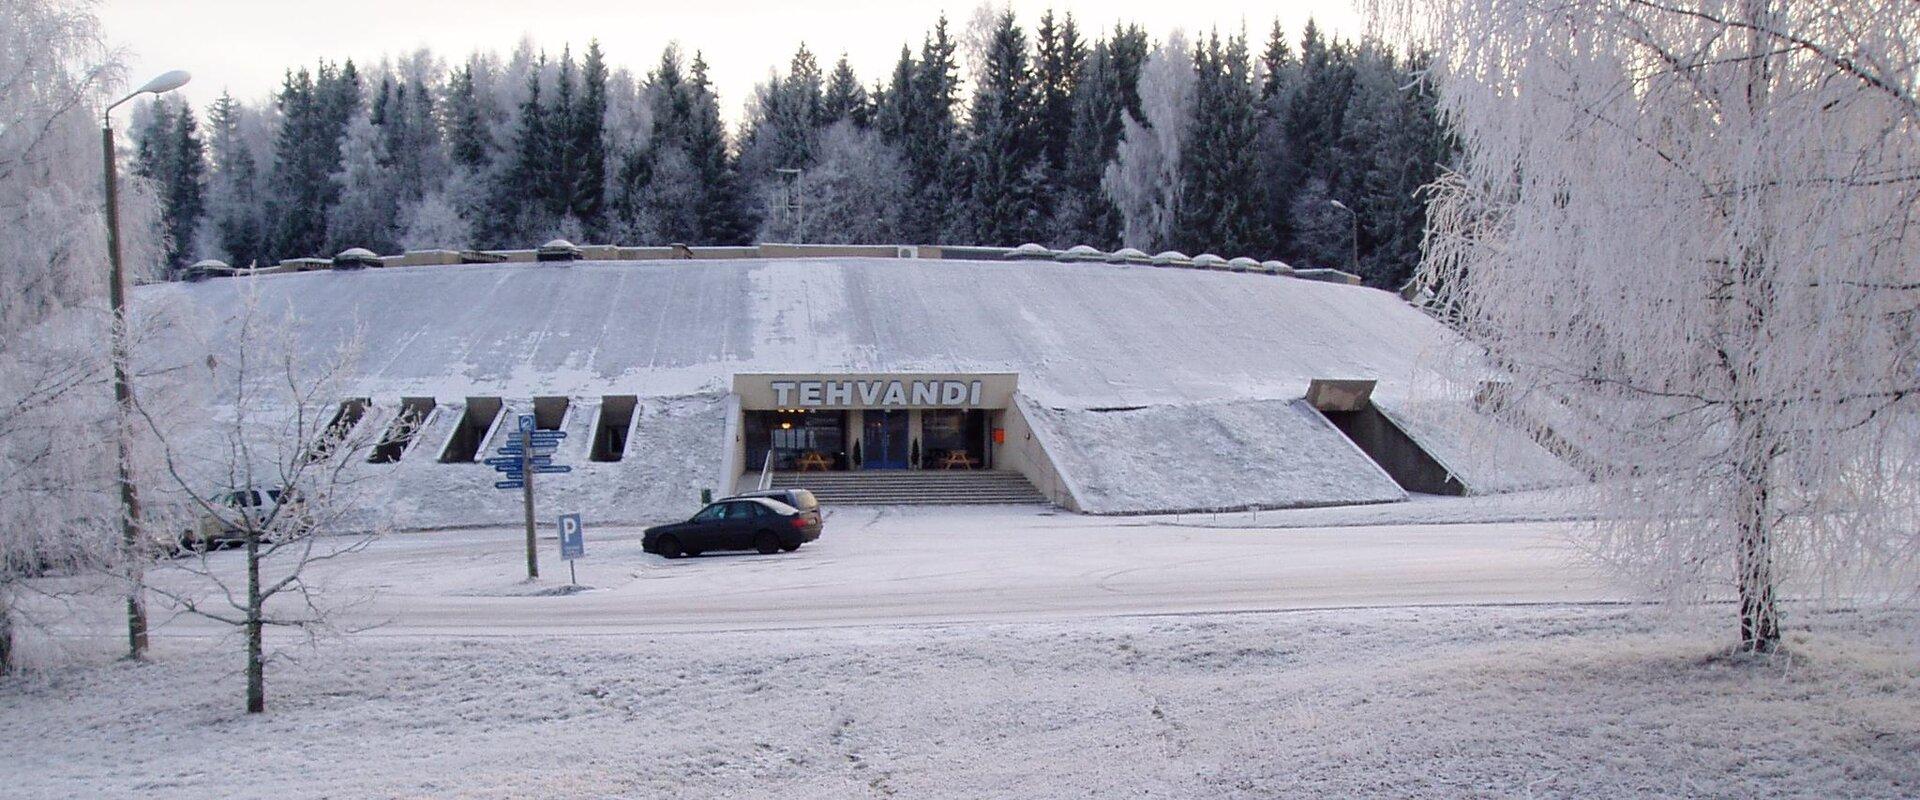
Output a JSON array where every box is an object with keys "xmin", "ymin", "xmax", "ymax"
[
  {"xmin": 721, "ymin": 502, "xmax": 759, "ymax": 550},
  {"xmin": 684, "ymin": 503, "xmax": 727, "ymax": 551}
]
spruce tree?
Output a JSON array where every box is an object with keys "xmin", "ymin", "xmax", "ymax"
[
  {"xmin": 488, "ymin": 60, "xmax": 554, "ymax": 246},
  {"xmin": 902, "ymin": 16, "xmax": 961, "ymax": 242},
  {"xmin": 822, "ymin": 54, "xmax": 869, "ymax": 127},
  {"xmin": 132, "ymin": 98, "xmax": 208, "ymax": 274},
  {"xmin": 165, "ymin": 103, "xmax": 207, "ymax": 272},
  {"xmin": 265, "ymin": 60, "xmax": 361, "ymax": 260},
  {"xmin": 1032, "ymin": 10, "xmax": 1085, "ymax": 177},
  {"xmin": 1176, "ymin": 31, "xmax": 1263, "ymax": 256},
  {"xmin": 961, "ymin": 10, "xmax": 1045, "ymax": 245},
  {"xmin": 446, "ymin": 63, "xmax": 493, "ymax": 172},
  {"xmin": 1255, "ymin": 20, "xmax": 1302, "ymax": 256},
  {"xmin": 571, "ymin": 41, "xmax": 610, "ymax": 234},
  {"xmin": 1053, "ymin": 38, "xmax": 1118, "ymax": 246},
  {"xmin": 1331, "ymin": 45, "xmax": 1452, "ymax": 288},
  {"xmin": 688, "ymin": 52, "xmax": 756, "ymax": 244},
  {"xmin": 874, "ymin": 45, "xmax": 915, "ymax": 145},
  {"xmin": 206, "ymin": 91, "xmax": 267, "ymax": 267}
]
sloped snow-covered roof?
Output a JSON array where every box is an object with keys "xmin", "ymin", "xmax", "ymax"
[{"xmin": 135, "ymin": 256, "xmax": 1473, "ymax": 409}]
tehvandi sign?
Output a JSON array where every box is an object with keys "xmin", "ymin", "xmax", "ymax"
[{"xmin": 733, "ymin": 373, "xmax": 1018, "ymax": 410}]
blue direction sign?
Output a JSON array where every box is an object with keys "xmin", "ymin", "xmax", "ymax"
[
  {"xmin": 558, "ymin": 513, "xmax": 584, "ymax": 560},
  {"xmin": 490, "ymin": 414, "xmax": 572, "ymax": 491},
  {"xmin": 484, "ymin": 455, "xmax": 551, "ymax": 466}
]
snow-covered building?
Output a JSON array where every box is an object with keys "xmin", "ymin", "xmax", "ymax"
[{"xmin": 133, "ymin": 245, "xmax": 1579, "ymax": 527}]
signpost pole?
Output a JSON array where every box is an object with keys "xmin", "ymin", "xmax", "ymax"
[{"xmin": 520, "ymin": 419, "xmax": 538, "ymax": 579}]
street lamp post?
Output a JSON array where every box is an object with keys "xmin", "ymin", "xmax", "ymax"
[
  {"xmin": 102, "ymin": 69, "xmax": 191, "ymax": 660},
  {"xmin": 1329, "ymin": 199, "xmax": 1358, "ymax": 275}
]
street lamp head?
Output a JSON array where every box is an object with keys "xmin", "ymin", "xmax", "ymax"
[
  {"xmin": 134, "ymin": 70, "xmax": 192, "ymax": 95},
  {"xmin": 108, "ymin": 70, "xmax": 192, "ymax": 117},
  {"xmin": 1329, "ymin": 199, "xmax": 1350, "ymax": 211}
]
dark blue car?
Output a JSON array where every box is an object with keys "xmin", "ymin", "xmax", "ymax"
[{"xmin": 643, "ymin": 497, "xmax": 821, "ymax": 558}]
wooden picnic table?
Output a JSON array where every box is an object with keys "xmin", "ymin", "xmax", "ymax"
[
  {"xmin": 937, "ymin": 450, "xmax": 977, "ymax": 470},
  {"xmin": 795, "ymin": 451, "xmax": 833, "ymax": 472}
]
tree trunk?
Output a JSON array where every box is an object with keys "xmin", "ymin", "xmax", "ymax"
[
  {"xmin": 246, "ymin": 534, "xmax": 264, "ymax": 713},
  {"xmin": 1731, "ymin": 0, "xmax": 1780, "ymax": 655},
  {"xmin": 1735, "ymin": 455, "xmax": 1779, "ymax": 652},
  {"xmin": 0, "ymin": 602, "xmax": 13, "ymax": 676}
]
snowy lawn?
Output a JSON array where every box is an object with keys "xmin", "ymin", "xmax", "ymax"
[{"xmin": 5, "ymin": 604, "xmax": 1916, "ymax": 799}]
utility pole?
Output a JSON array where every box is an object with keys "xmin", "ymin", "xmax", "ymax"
[{"xmin": 102, "ymin": 69, "xmax": 192, "ymax": 660}]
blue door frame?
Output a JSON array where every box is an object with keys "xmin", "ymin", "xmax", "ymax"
[{"xmin": 863, "ymin": 410, "xmax": 910, "ymax": 469}]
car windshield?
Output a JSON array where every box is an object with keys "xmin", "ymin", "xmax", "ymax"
[{"xmin": 691, "ymin": 504, "xmax": 724, "ymax": 522}]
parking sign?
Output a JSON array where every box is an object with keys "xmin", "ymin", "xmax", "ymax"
[{"xmin": 558, "ymin": 513, "xmax": 584, "ymax": 560}]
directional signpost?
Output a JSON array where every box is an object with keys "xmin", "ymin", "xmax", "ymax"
[{"xmin": 492, "ymin": 413, "xmax": 570, "ymax": 579}]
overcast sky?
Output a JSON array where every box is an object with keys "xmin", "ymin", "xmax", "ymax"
[{"xmin": 98, "ymin": 0, "xmax": 1364, "ymax": 124}]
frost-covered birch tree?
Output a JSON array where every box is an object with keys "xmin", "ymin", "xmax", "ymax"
[
  {"xmin": 1379, "ymin": 0, "xmax": 1920, "ymax": 651},
  {"xmin": 0, "ymin": 0, "xmax": 165, "ymax": 672},
  {"xmin": 1104, "ymin": 31, "xmax": 1193, "ymax": 251},
  {"xmin": 137, "ymin": 291, "xmax": 386, "ymax": 713}
]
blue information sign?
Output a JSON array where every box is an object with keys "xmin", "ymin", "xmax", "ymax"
[
  {"xmin": 490, "ymin": 414, "xmax": 571, "ymax": 491},
  {"xmin": 558, "ymin": 513, "xmax": 584, "ymax": 560}
]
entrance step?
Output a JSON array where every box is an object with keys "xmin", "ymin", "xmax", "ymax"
[{"xmin": 764, "ymin": 470, "xmax": 1050, "ymax": 506}]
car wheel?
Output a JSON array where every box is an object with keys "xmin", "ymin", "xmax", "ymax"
[
  {"xmin": 656, "ymin": 535, "xmax": 685, "ymax": 559},
  {"xmin": 754, "ymin": 531, "xmax": 780, "ymax": 555},
  {"xmin": 780, "ymin": 543, "xmax": 800, "ymax": 552}
]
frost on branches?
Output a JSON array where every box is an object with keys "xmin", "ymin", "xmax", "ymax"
[
  {"xmin": 0, "ymin": 0, "xmax": 162, "ymax": 672},
  {"xmin": 1383, "ymin": 0, "xmax": 1920, "ymax": 650},
  {"xmin": 136, "ymin": 291, "xmax": 388, "ymax": 714}
]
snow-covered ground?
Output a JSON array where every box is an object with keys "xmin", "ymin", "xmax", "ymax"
[
  {"xmin": 74, "ymin": 505, "xmax": 1614, "ymax": 636},
  {"xmin": 11, "ymin": 505, "xmax": 1915, "ymax": 798},
  {"xmin": 6, "ymin": 604, "xmax": 1916, "ymax": 799}
]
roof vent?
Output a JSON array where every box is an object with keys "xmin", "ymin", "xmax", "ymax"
[
  {"xmin": 1228, "ymin": 257, "xmax": 1260, "ymax": 272},
  {"xmin": 1111, "ymin": 247, "xmax": 1151, "ymax": 264},
  {"xmin": 1260, "ymin": 259, "xmax": 1295, "ymax": 275},
  {"xmin": 1007, "ymin": 242, "xmax": 1055, "ymax": 260},
  {"xmin": 1058, "ymin": 244, "xmax": 1105, "ymax": 262},
  {"xmin": 1192, "ymin": 253, "xmax": 1229, "ymax": 270},
  {"xmin": 182, "ymin": 259, "xmax": 234, "ymax": 281},
  {"xmin": 332, "ymin": 248, "xmax": 382, "ymax": 270},
  {"xmin": 536, "ymin": 239, "xmax": 582, "ymax": 262},
  {"xmin": 1150, "ymin": 251, "xmax": 1191, "ymax": 267}
]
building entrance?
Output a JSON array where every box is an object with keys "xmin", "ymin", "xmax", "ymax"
[{"xmin": 862, "ymin": 410, "xmax": 910, "ymax": 469}]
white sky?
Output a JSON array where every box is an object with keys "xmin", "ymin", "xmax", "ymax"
[{"xmin": 98, "ymin": 0, "xmax": 1364, "ymax": 125}]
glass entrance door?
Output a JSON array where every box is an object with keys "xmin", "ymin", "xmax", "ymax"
[{"xmin": 862, "ymin": 410, "xmax": 910, "ymax": 469}]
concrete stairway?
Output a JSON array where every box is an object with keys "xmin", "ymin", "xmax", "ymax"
[{"xmin": 766, "ymin": 470, "xmax": 1050, "ymax": 506}]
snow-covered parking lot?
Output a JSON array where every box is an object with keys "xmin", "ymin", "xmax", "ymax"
[
  {"xmin": 6, "ymin": 503, "xmax": 1916, "ymax": 798},
  {"xmin": 137, "ymin": 502, "xmax": 1613, "ymax": 635}
]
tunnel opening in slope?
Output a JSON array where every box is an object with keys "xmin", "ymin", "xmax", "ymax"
[
  {"xmin": 439, "ymin": 397, "xmax": 502, "ymax": 463},
  {"xmin": 368, "ymin": 397, "xmax": 437, "ymax": 464},
  {"xmin": 304, "ymin": 398, "xmax": 369, "ymax": 463},
  {"xmin": 590, "ymin": 395, "xmax": 637, "ymax": 462},
  {"xmin": 1309, "ymin": 379, "xmax": 1464, "ymax": 496}
]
